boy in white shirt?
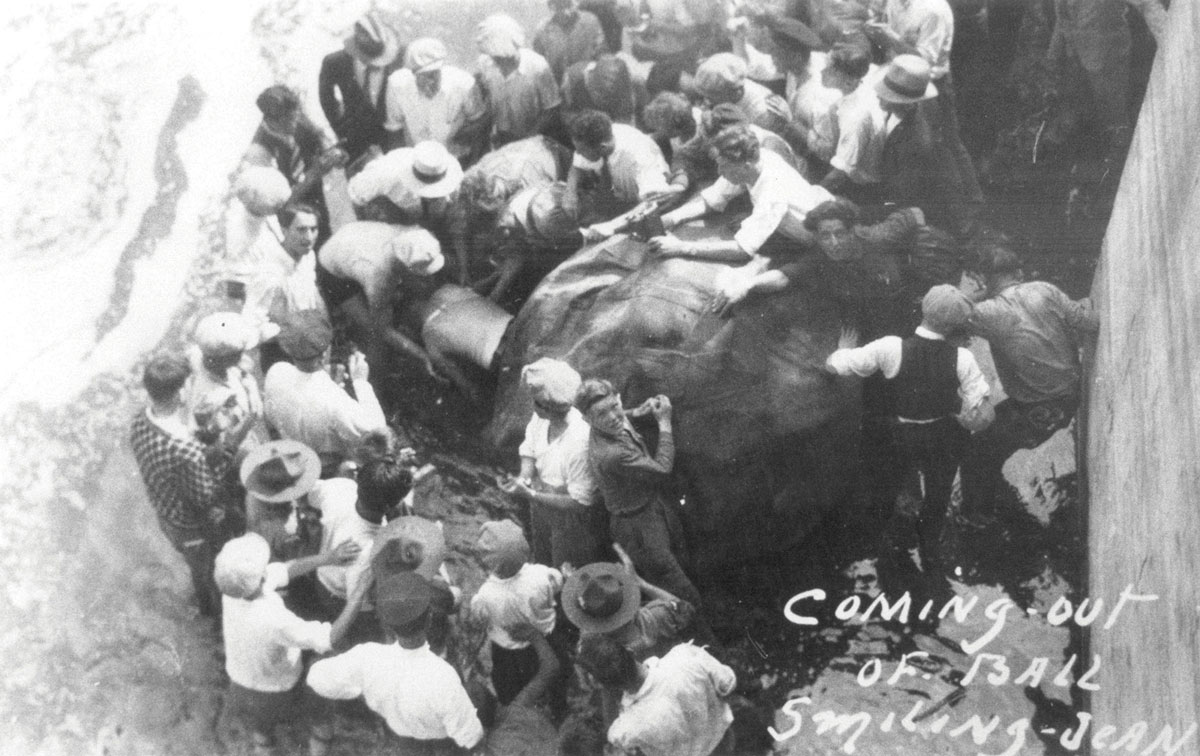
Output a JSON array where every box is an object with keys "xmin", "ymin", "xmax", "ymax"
[
  {"xmin": 469, "ymin": 520, "xmax": 566, "ymax": 708},
  {"xmin": 215, "ymin": 532, "xmax": 369, "ymax": 756}
]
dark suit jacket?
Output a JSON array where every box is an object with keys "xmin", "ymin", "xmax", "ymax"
[{"xmin": 318, "ymin": 50, "xmax": 403, "ymax": 161}]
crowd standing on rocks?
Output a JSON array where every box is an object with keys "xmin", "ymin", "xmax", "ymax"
[{"xmin": 127, "ymin": 0, "xmax": 1154, "ymax": 753}]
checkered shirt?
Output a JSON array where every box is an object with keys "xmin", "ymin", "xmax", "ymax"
[{"xmin": 129, "ymin": 410, "xmax": 231, "ymax": 531}]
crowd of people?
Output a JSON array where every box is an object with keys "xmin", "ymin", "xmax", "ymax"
[{"xmin": 126, "ymin": 0, "xmax": 1146, "ymax": 753}]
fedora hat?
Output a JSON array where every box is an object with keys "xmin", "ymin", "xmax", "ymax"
[
  {"xmin": 562, "ymin": 562, "xmax": 641, "ymax": 634},
  {"xmin": 239, "ymin": 440, "xmax": 321, "ymax": 503},
  {"xmin": 394, "ymin": 142, "xmax": 464, "ymax": 199},
  {"xmin": 875, "ymin": 54, "xmax": 938, "ymax": 104},
  {"xmin": 345, "ymin": 13, "xmax": 402, "ymax": 67}
]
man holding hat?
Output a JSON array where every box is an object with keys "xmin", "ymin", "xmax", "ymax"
[
  {"xmin": 263, "ymin": 310, "xmax": 387, "ymax": 473},
  {"xmin": 873, "ymin": 54, "xmax": 981, "ymax": 238},
  {"xmin": 316, "ymin": 220, "xmax": 445, "ymax": 376},
  {"xmin": 501, "ymin": 358, "xmax": 603, "ymax": 568},
  {"xmin": 308, "ymin": 571, "xmax": 484, "ymax": 754},
  {"xmin": 318, "ymin": 12, "xmax": 404, "ymax": 163},
  {"xmin": 825, "ymin": 283, "xmax": 994, "ymax": 577},
  {"xmin": 475, "ymin": 14, "xmax": 562, "ymax": 148},
  {"xmin": 383, "ymin": 37, "xmax": 485, "ymax": 160}
]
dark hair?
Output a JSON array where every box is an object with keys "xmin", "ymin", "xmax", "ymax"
[
  {"xmin": 804, "ymin": 198, "xmax": 862, "ymax": 232},
  {"xmin": 576, "ymin": 634, "xmax": 639, "ymax": 688},
  {"xmin": 585, "ymin": 55, "xmax": 632, "ymax": 110},
  {"xmin": 970, "ymin": 238, "xmax": 1022, "ymax": 277},
  {"xmin": 558, "ymin": 713, "xmax": 608, "ymax": 756},
  {"xmin": 358, "ymin": 456, "xmax": 414, "ymax": 517},
  {"xmin": 201, "ymin": 350, "xmax": 242, "ymax": 375},
  {"xmin": 574, "ymin": 378, "xmax": 617, "ymax": 414},
  {"xmin": 255, "ymin": 85, "xmax": 301, "ymax": 120},
  {"xmin": 645, "ymin": 60, "xmax": 695, "ymax": 98},
  {"xmin": 279, "ymin": 202, "xmax": 319, "ymax": 229},
  {"xmin": 388, "ymin": 608, "xmax": 432, "ymax": 638},
  {"xmin": 567, "ymin": 109, "xmax": 614, "ymax": 148},
  {"xmin": 642, "ymin": 91, "xmax": 694, "ymax": 138},
  {"xmin": 143, "ymin": 354, "xmax": 192, "ymax": 404},
  {"xmin": 827, "ymin": 43, "xmax": 870, "ymax": 80},
  {"xmin": 711, "ymin": 124, "xmax": 760, "ymax": 164},
  {"xmin": 704, "ymin": 103, "xmax": 749, "ymax": 137},
  {"xmin": 355, "ymin": 429, "xmax": 399, "ymax": 464}
]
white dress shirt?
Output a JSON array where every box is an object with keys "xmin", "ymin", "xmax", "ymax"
[
  {"xmin": 830, "ymin": 75, "xmax": 890, "ymax": 185},
  {"xmin": 222, "ymin": 563, "xmax": 333, "ymax": 692},
  {"xmin": 307, "ymin": 641, "xmax": 484, "ymax": 747},
  {"xmin": 571, "ymin": 123, "xmax": 670, "ymax": 204},
  {"xmin": 318, "ymin": 221, "xmax": 446, "ymax": 307},
  {"xmin": 825, "ymin": 326, "xmax": 990, "ymax": 422},
  {"xmin": 608, "ymin": 643, "xmax": 736, "ymax": 756},
  {"xmin": 309, "ymin": 477, "xmax": 378, "ymax": 603},
  {"xmin": 469, "ymin": 563, "xmax": 563, "ymax": 649},
  {"xmin": 518, "ymin": 407, "xmax": 598, "ymax": 506},
  {"xmin": 384, "ymin": 65, "xmax": 481, "ymax": 157},
  {"xmin": 699, "ymin": 150, "xmax": 834, "ymax": 255},
  {"xmin": 263, "ymin": 363, "xmax": 386, "ymax": 460}
]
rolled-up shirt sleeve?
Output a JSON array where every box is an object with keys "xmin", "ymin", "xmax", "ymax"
[
  {"xmin": 955, "ymin": 347, "xmax": 990, "ymax": 411},
  {"xmin": 268, "ymin": 609, "xmax": 333, "ymax": 655},
  {"xmin": 825, "ymin": 336, "xmax": 902, "ymax": 378},
  {"xmin": 698, "ymin": 177, "xmax": 744, "ymax": 214},
  {"xmin": 733, "ymin": 199, "xmax": 788, "ymax": 255}
]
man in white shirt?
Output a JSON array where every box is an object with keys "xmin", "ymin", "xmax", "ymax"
[
  {"xmin": 215, "ymin": 532, "xmax": 368, "ymax": 756},
  {"xmin": 562, "ymin": 109, "xmax": 674, "ymax": 224},
  {"xmin": 577, "ymin": 634, "xmax": 736, "ymax": 756},
  {"xmin": 263, "ymin": 310, "xmax": 387, "ymax": 473},
  {"xmin": 383, "ymin": 37, "xmax": 485, "ymax": 159},
  {"xmin": 651, "ymin": 124, "xmax": 833, "ymax": 265},
  {"xmin": 308, "ymin": 572, "xmax": 485, "ymax": 753},
  {"xmin": 825, "ymin": 284, "xmax": 993, "ymax": 577}
]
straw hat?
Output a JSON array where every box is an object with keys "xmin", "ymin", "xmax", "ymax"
[
  {"xmin": 194, "ymin": 312, "xmax": 258, "ymax": 356},
  {"xmin": 874, "ymin": 54, "xmax": 938, "ymax": 104},
  {"xmin": 393, "ymin": 142, "xmax": 464, "ymax": 200},
  {"xmin": 405, "ymin": 37, "xmax": 448, "ymax": 74}
]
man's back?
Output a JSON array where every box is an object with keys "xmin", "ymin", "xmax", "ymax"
[
  {"xmin": 970, "ymin": 280, "xmax": 1098, "ymax": 403},
  {"xmin": 129, "ymin": 410, "xmax": 221, "ymax": 531},
  {"xmin": 609, "ymin": 643, "xmax": 735, "ymax": 756},
  {"xmin": 263, "ymin": 362, "xmax": 385, "ymax": 459}
]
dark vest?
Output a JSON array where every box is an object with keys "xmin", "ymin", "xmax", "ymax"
[{"xmin": 890, "ymin": 335, "xmax": 961, "ymax": 421}]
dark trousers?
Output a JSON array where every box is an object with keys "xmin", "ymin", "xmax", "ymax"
[
  {"xmin": 608, "ymin": 499, "xmax": 701, "ymax": 608},
  {"xmin": 894, "ymin": 418, "xmax": 968, "ymax": 573},
  {"xmin": 529, "ymin": 502, "xmax": 606, "ymax": 569},
  {"xmin": 157, "ymin": 518, "xmax": 221, "ymax": 618},
  {"xmin": 961, "ymin": 396, "xmax": 1076, "ymax": 519}
]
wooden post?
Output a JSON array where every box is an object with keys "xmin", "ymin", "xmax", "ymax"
[{"xmin": 1087, "ymin": 0, "xmax": 1200, "ymax": 736}]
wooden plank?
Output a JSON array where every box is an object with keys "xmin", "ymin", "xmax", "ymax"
[{"xmin": 1087, "ymin": 0, "xmax": 1200, "ymax": 735}]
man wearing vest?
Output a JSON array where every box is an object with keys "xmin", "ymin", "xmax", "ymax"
[{"xmin": 825, "ymin": 284, "xmax": 994, "ymax": 578}]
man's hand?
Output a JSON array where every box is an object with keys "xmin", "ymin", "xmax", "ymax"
[
  {"xmin": 497, "ymin": 474, "xmax": 534, "ymax": 501},
  {"xmin": 837, "ymin": 325, "xmax": 860, "ymax": 351},
  {"xmin": 649, "ymin": 394, "xmax": 672, "ymax": 422},
  {"xmin": 208, "ymin": 506, "xmax": 227, "ymax": 526},
  {"xmin": 347, "ymin": 350, "xmax": 370, "ymax": 382},
  {"xmin": 648, "ymin": 235, "xmax": 692, "ymax": 257},
  {"xmin": 329, "ymin": 540, "xmax": 363, "ymax": 566},
  {"xmin": 709, "ymin": 267, "xmax": 755, "ymax": 317}
]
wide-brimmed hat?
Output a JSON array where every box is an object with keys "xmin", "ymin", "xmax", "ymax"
[
  {"xmin": 405, "ymin": 37, "xmax": 447, "ymax": 74},
  {"xmin": 875, "ymin": 54, "xmax": 938, "ymax": 104},
  {"xmin": 194, "ymin": 311, "xmax": 258, "ymax": 356},
  {"xmin": 393, "ymin": 142, "xmax": 464, "ymax": 199},
  {"xmin": 376, "ymin": 571, "xmax": 437, "ymax": 630},
  {"xmin": 562, "ymin": 562, "xmax": 641, "ymax": 634},
  {"xmin": 370, "ymin": 516, "xmax": 448, "ymax": 581},
  {"xmin": 344, "ymin": 13, "xmax": 402, "ymax": 67},
  {"xmin": 239, "ymin": 440, "xmax": 321, "ymax": 503}
]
